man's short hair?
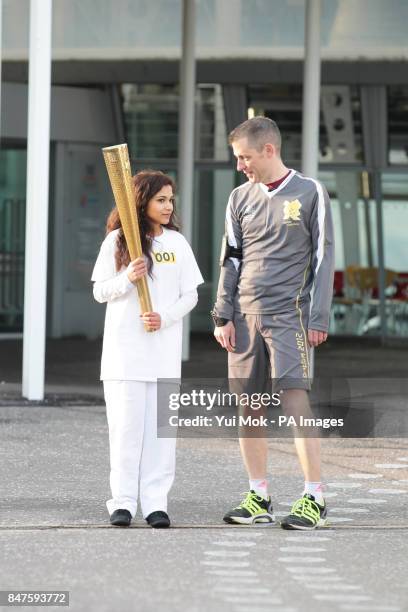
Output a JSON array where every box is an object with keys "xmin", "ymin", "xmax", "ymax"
[{"xmin": 228, "ymin": 116, "xmax": 281, "ymax": 152}]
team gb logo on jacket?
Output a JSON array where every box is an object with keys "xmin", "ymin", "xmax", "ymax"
[{"xmin": 283, "ymin": 199, "xmax": 302, "ymax": 223}]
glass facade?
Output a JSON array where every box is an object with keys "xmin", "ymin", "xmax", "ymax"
[
  {"xmin": 4, "ymin": 0, "xmax": 408, "ymax": 60},
  {"xmin": 122, "ymin": 84, "xmax": 179, "ymax": 160},
  {"xmin": 388, "ymin": 86, "xmax": 408, "ymax": 165},
  {"xmin": 304, "ymin": 169, "xmax": 408, "ymax": 338},
  {"xmin": 122, "ymin": 84, "xmax": 229, "ymax": 161},
  {"xmin": 248, "ymin": 84, "xmax": 363, "ymax": 165},
  {"xmin": 382, "ymin": 173, "xmax": 408, "ymax": 337},
  {"xmin": 323, "ymin": 170, "xmax": 378, "ymax": 336},
  {"xmin": 0, "ymin": 149, "xmax": 27, "ymax": 332}
]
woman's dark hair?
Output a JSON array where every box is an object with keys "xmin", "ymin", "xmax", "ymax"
[{"xmin": 106, "ymin": 169, "xmax": 179, "ymax": 276}]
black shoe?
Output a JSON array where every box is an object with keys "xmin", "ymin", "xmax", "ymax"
[
  {"xmin": 146, "ymin": 511, "xmax": 171, "ymax": 528},
  {"xmin": 110, "ymin": 509, "xmax": 132, "ymax": 527}
]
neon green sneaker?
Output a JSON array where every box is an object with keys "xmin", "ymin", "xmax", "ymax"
[
  {"xmin": 280, "ymin": 493, "xmax": 328, "ymax": 530},
  {"xmin": 223, "ymin": 490, "xmax": 275, "ymax": 525}
]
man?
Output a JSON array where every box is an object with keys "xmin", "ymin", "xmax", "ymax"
[{"xmin": 211, "ymin": 116, "xmax": 334, "ymax": 530}]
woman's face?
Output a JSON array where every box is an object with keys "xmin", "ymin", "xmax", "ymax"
[{"xmin": 146, "ymin": 185, "xmax": 174, "ymax": 229}]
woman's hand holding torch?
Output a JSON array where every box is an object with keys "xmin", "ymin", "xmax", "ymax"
[
  {"xmin": 126, "ymin": 258, "xmax": 161, "ymax": 331},
  {"xmin": 127, "ymin": 257, "xmax": 147, "ymax": 284}
]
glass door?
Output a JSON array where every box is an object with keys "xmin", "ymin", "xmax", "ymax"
[
  {"xmin": 381, "ymin": 173, "xmax": 408, "ymax": 338},
  {"xmin": 319, "ymin": 170, "xmax": 381, "ymax": 337},
  {"xmin": 0, "ymin": 148, "xmax": 27, "ymax": 334}
]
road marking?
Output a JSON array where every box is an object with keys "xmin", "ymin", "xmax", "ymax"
[
  {"xmin": 291, "ymin": 575, "xmax": 342, "ymax": 581},
  {"xmin": 232, "ymin": 607, "xmax": 297, "ymax": 612},
  {"xmin": 323, "ymin": 492, "xmax": 338, "ymax": 498},
  {"xmin": 330, "ymin": 508, "xmax": 368, "ymax": 513},
  {"xmin": 285, "ymin": 566, "xmax": 336, "ymax": 574},
  {"xmin": 305, "ymin": 584, "xmax": 362, "ymax": 591},
  {"xmin": 278, "ymin": 557, "xmax": 326, "ymax": 563},
  {"xmin": 327, "ymin": 517, "xmax": 354, "ymax": 523},
  {"xmin": 210, "ymin": 576, "xmax": 261, "ymax": 583},
  {"xmin": 200, "ymin": 560, "xmax": 250, "ymax": 568},
  {"xmin": 313, "ymin": 594, "xmax": 372, "ymax": 602},
  {"xmin": 397, "ymin": 457, "xmax": 408, "ymax": 461},
  {"xmin": 274, "ymin": 511, "xmax": 291, "ymax": 517},
  {"xmin": 327, "ymin": 482, "xmax": 362, "ymax": 488},
  {"xmin": 213, "ymin": 540, "xmax": 257, "ymax": 547},
  {"xmin": 221, "ymin": 530, "xmax": 263, "ymax": 537},
  {"xmin": 279, "ymin": 546, "xmax": 327, "ymax": 552},
  {"xmin": 348, "ymin": 498, "xmax": 387, "ymax": 504},
  {"xmin": 339, "ymin": 605, "xmax": 401, "ymax": 611},
  {"xmin": 205, "ymin": 570, "xmax": 257, "ymax": 577},
  {"xmin": 221, "ymin": 596, "xmax": 281, "ymax": 604},
  {"xmin": 368, "ymin": 488, "xmax": 406, "ymax": 495},
  {"xmin": 284, "ymin": 536, "xmax": 332, "ymax": 542},
  {"xmin": 375, "ymin": 463, "xmax": 408, "ymax": 469},
  {"xmin": 348, "ymin": 473, "xmax": 382, "ymax": 479},
  {"xmin": 214, "ymin": 586, "xmax": 271, "ymax": 594},
  {"xmin": 204, "ymin": 550, "xmax": 249, "ymax": 557}
]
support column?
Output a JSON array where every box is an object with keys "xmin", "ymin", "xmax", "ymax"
[
  {"xmin": 361, "ymin": 86, "xmax": 388, "ymax": 341},
  {"xmin": 302, "ymin": 0, "xmax": 322, "ymax": 376},
  {"xmin": 22, "ymin": 0, "xmax": 53, "ymax": 399},
  {"xmin": 301, "ymin": 0, "xmax": 322, "ymax": 179},
  {"xmin": 373, "ymin": 172, "xmax": 387, "ymax": 341},
  {"xmin": 178, "ymin": 0, "xmax": 196, "ymax": 360}
]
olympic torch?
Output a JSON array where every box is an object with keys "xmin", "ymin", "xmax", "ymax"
[{"xmin": 102, "ymin": 143, "xmax": 153, "ymax": 331}]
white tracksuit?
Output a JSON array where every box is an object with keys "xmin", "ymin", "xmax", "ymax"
[{"xmin": 92, "ymin": 227, "xmax": 204, "ymax": 518}]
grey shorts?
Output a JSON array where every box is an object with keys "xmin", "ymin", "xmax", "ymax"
[{"xmin": 228, "ymin": 303, "xmax": 312, "ymax": 392}]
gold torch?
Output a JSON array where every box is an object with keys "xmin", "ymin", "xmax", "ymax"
[{"xmin": 102, "ymin": 143, "xmax": 153, "ymax": 332}]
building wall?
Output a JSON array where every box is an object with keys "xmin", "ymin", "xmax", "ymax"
[{"xmin": 3, "ymin": 0, "xmax": 408, "ymax": 61}]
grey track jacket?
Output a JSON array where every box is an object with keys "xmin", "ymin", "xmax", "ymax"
[{"xmin": 213, "ymin": 170, "xmax": 335, "ymax": 332}]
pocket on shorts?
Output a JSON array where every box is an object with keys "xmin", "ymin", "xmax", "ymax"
[{"xmin": 233, "ymin": 311, "xmax": 246, "ymax": 323}]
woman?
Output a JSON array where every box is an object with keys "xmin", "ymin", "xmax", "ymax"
[{"xmin": 91, "ymin": 170, "xmax": 203, "ymax": 528}]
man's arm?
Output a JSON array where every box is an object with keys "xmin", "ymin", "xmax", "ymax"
[
  {"xmin": 212, "ymin": 192, "xmax": 242, "ymax": 351},
  {"xmin": 212, "ymin": 192, "xmax": 242, "ymax": 320},
  {"xmin": 308, "ymin": 182, "xmax": 335, "ymax": 343}
]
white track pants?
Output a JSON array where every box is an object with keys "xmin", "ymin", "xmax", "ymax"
[{"xmin": 103, "ymin": 380, "xmax": 177, "ymax": 518}]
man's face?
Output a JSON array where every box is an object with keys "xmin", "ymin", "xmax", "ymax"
[{"xmin": 231, "ymin": 137, "xmax": 275, "ymax": 183}]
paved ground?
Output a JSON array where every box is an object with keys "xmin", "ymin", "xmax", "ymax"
[{"xmin": 0, "ymin": 335, "xmax": 407, "ymax": 611}]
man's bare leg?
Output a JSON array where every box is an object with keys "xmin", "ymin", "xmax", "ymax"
[
  {"xmin": 238, "ymin": 436, "xmax": 268, "ymax": 480},
  {"xmin": 280, "ymin": 389, "xmax": 321, "ymax": 482},
  {"xmin": 238, "ymin": 390, "xmax": 321, "ymax": 483}
]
